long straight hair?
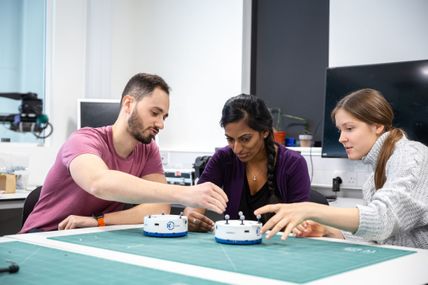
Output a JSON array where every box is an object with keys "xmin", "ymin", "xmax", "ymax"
[{"xmin": 331, "ymin": 89, "xmax": 403, "ymax": 189}]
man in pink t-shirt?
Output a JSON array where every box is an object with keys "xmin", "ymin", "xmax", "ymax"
[{"xmin": 21, "ymin": 73, "xmax": 227, "ymax": 233}]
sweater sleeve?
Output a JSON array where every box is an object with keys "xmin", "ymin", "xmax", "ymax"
[{"xmin": 354, "ymin": 142, "xmax": 428, "ymax": 242}]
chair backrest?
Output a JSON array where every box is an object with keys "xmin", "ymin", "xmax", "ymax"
[
  {"xmin": 308, "ymin": 189, "xmax": 329, "ymax": 205},
  {"xmin": 22, "ymin": 186, "xmax": 42, "ymax": 226},
  {"xmin": 193, "ymin": 156, "xmax": 212, "ymax": 179}
]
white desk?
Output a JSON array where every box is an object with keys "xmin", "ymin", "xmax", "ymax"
[
  {"xmin": 3, "ymin": 225, "xmax": 428, "ymax": 285},
  {"xmin": 0, "ymin": 189, "xmax": 30, "ymax": 210}
]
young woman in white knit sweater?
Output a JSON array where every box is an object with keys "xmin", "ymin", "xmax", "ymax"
[{"xmin": 255, "ymin": 88, "xmax": 428, "ymax": 249}]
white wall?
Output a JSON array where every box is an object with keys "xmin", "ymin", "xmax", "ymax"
[
  {"xmin": 137, "ymin": 1, "xmax": 243, "ymax": 152},
  {"xmin": 85, "ymin": 0, "xmax": 245, "ymax": 152},
  {"xmin": 329, "ymin": 0, "xmax": 428, "ymax": 67}
]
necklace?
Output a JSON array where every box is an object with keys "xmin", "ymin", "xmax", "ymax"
[{"xmin": 247, "ymin": 165, "xmax": 265, "ymax": 182}]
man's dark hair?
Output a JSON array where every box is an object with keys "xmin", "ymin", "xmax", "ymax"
[{"xmin": 121, "ymin": 73, "xmax": 170, "ymax": 104}]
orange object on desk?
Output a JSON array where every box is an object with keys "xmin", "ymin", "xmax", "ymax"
[{"xmin": 273, "ymin": 131, "xmax": 286, "ymax": 145}]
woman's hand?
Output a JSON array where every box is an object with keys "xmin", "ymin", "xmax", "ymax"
[
  {"xmin": 184, "ymin": 208, "xmax": 215, "ymax": 232},
  {"xmin": 255, "ymin": 202, "xmax": 355, "ymax": 240},
  {"xmin": 254, "ymin": 202, "xmax": 318, "ymax": 240},
  {"xmin": 293, "ymin": 220, "xmax": 326, "ymax": 237},
  {"xmin": 58, "ymin": 215, "xmax": 97, "ymax": 230},
  {"xmin": 293, "ymin": 220, "xmax": 344, "ymax": 239}
]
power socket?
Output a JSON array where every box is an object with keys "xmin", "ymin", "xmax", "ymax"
[
  {"xmin": 345, "ymin": 175, "xmax": 357, "ymax": 187},
  {"xmin": 333, "ymin": 170, "xmax": 357, "ymax": 188}
]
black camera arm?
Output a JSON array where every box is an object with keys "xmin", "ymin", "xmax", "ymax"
[{"xmin": 0, "ymin": 92, "xmax": 52, "ymax": 138}]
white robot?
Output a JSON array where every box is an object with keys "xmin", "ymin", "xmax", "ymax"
[
  {"xmin": 143, "ymin": 213, "xmax": 188, "ymax": 237},
  {"xmin": 214, "ymin": 212, "xmax": 262, "ymax": 245}
]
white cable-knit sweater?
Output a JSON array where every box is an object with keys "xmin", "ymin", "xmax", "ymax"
[{"xmin": 351, "ymin": 132, "xmax": 428, "ymax": 249}]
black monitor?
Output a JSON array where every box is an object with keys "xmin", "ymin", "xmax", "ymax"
[
  {"xmin": 322, "ymin": 59, "xmax": 428, "ymax": 158},
  {"xmin": 77, "ymin": 99, "xmax": 121, "ymax": 129}
]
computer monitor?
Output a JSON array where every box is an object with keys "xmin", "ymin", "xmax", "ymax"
[
  {"xmin": 77, "ymin": 99, "xmax": 121, "ymax": 129},
  {"xmin": 322, "ymin": 59, "xmax": 428, "ymax": 158}
]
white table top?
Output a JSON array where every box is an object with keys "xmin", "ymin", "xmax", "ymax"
[
  {"xmin": 0, "ymin": 189, "xmax": 30, "ymax": 201},
  {"xmin": 3, "ymin": 224, "xmax": 428, "ymax": 285}
]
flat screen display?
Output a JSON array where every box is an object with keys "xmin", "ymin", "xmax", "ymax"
[
  {"xmin": 322, "ymin": 59, "xmax": 428, "ymax": 158},
  {"xmin": 78, "ymin": 99, "xmax": 120, "ymax": 129}
]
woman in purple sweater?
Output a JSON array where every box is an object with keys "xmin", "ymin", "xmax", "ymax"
[{"xmin": 185, "ymin": 94, "xmax": 311, "ymax": 231}]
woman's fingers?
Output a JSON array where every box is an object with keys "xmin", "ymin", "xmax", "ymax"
[{"xmin": 187, "ymin": 211, "xmax": 214, "ymax": 232}]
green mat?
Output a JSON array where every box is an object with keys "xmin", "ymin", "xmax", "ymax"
[
  {"xmin": 0, "ymin": 241, "xmax": 224, "ymax": 285},
  {"xmin": 51, "ymin": 228, "xmax": 415, "ymax": 283}
]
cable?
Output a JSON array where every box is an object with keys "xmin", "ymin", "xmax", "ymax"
[
  {"xmin": 308, "ymin": 119, "xmax": 323, "ymax": 184},
  {"xmin": 312, "ymin": 119, "xmax": 322, "ymax": 144},
  {"xmin": 0, "ymin": 263, "xmax": 19, "ymax": 274},
  {"xmin": 309, "ymin": 142, "xmax": 314, "ymax": 183},
  {"xmin": 307, "ymin": 118, "xmax": 323, "ymax": 184},
  {"xmin": 34, "ymin": 122, "xmax": 53, "ymax": 139}
]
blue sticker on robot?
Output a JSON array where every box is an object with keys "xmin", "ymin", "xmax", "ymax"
[{"xmin": 166, "ymin": 221, "xmax": 175, "ymax": 230}]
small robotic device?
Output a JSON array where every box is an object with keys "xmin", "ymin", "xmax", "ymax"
[
  {"xmin": 214, "ymin": 212, "xmax": 262, "ymax": 245},
  {"xmin": 143, "ymin": 213, "xmax": 188, "ymax": 237}
]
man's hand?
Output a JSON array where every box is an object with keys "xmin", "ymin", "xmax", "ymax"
[
  {"xmin": 183, "ymin": 182, "xmax": 228, "ymax": 214},
  {"xmin": 184, "ymin": 209, "xmax": 214, "ymax": 232},
  {"xmin": 58, "ymin": 215, "xmax": 98, "ymax": 230}
]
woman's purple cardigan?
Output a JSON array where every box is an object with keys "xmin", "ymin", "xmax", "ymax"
[{"xmin": 198, "ymin": 144, "xmax": 311, "ymax": 218}]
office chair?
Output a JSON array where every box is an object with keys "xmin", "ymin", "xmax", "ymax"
[
  {"xmin": 193, "ymin": 155, "xmax": 211, "ymax": 179},
  {"xmin": 308, "ymin": 189, "xmax": 329, "ymax": 205},
  {"xmin": 21, "ymin": 186, "xmax": 42, "ymax": 226}
]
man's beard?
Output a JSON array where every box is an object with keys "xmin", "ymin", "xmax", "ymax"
[{"xmin": 127, "ymin": 109, "xmax": 155, "ymax": 144}]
